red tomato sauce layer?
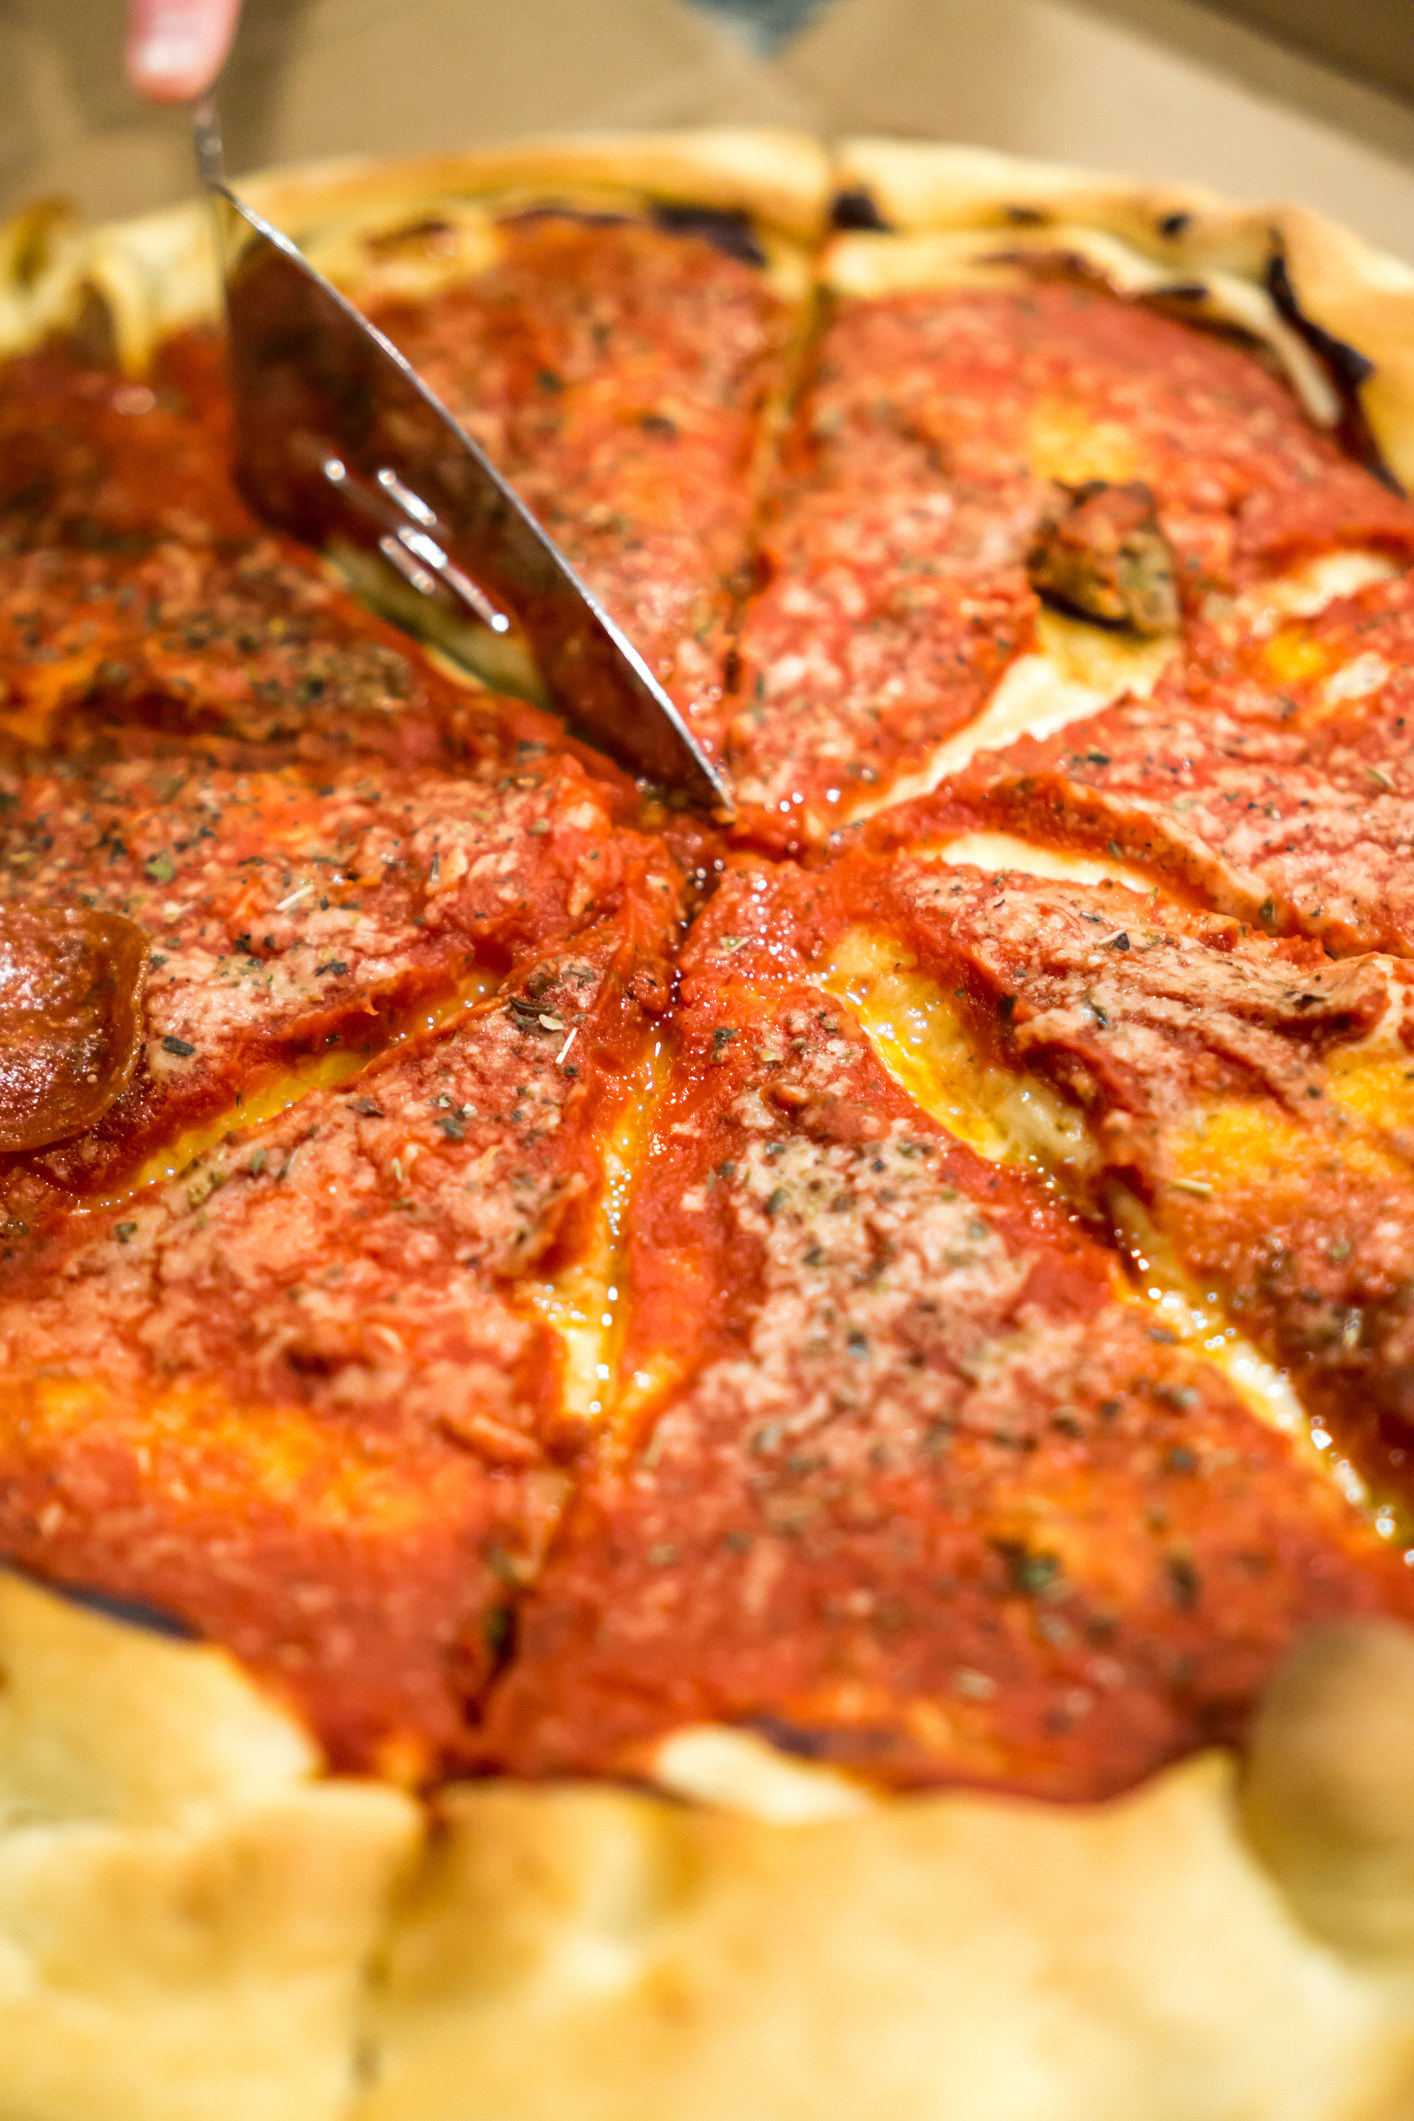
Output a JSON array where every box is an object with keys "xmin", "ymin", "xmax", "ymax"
[
  {"xmin": 0, "ymin": 924, "xmax": 661, "ymax": 1776},
  {"xmin": 479, "ymin": 865, "xmax": 1414, "ymax": 1799},
  {"xmin": 365, "ymin": 211, "xmax": 796, "ymax": 729},
  {"xmin": 712, "ymin": 278, "xmax": 1414, "ymax": 846},
  {"xmin": 5, "ymin": 238, "xmax": 1414, "ymax": 1804}
]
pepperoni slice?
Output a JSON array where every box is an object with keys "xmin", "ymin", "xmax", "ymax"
[{"xmin": 0, "ymin": 906, "xmax": 148, "ymax": 1151}]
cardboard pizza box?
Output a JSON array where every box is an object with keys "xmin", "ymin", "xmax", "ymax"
[{"xmin": 3, "ymin": 0, "xmax": 1414, "ymax": 255}]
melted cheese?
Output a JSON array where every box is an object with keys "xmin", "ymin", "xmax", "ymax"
[
  {"xmin": 1106, "ymin": 1186, "xmax": 1377, "ymax": 1518},
  {"xmin": 846, "ymin": 608, "xmax": 1174, "ymax": 823},
  {"xmin": 823, "ymin": 926, "xmax": 1096, "ymax": 1181},
  {"xmin": 1169, "ymin": 1097, "xmax": 1409, "ymax": 1199},
  {"xmin": 1225, "ymin": 549, "xmax": 1397, "ymax": 636},
  {"xmin": 525, "ymin": 1040, "xmax": 669, "ymax": 1429},
  {"xmin": 1325, "ymin": 1039, "xmax": 1414, "ymax": 1141},
  {"xmin": 922, "ymin": 832, "xmax": 1153, "ymax": 892},
  {"xmin": 1028, "ymin": 403, "xmax": 1142, "ymax": 487},
  {"xmin": 1033, "ymin": 606, "xmax": 1176, "ymax": 698},
  {"xmin": 99, "ymin": 972, "xmax": 501, "ymax": 1211}
]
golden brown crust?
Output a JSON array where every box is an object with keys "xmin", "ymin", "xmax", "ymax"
[
  {"xmin": 243, "ymin": 129, "xmax": 833, "ymax": 247},
  {"xmin": 0, "ymin": 1571, "xmax": 419, "ymax": 2121},
  {"xmin": 1275, "ymin": 205, "xmax": 1414, "ymax": 495},
  {"xmin": 358, "ymin": 1756, "xmax": 1414, "ymax": 2121},
  {"xmin": 837, "ymin": 139, "xmax": 1268, "ymax": 261},
  {"xmin": 7, "ymin": 1571, "xmax": 1414, "ymax": 2120}
]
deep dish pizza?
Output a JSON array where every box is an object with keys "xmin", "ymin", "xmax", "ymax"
[{"xmin": 8, "ymin": 131, "xmax": 1414, "ymax": 2119}]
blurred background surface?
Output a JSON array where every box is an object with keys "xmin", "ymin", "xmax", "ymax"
[{"xmin": 2, "ymin": 0, "xmax": 1413, "ymax": 251}]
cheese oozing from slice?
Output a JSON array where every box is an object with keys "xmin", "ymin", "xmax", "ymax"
[
  {"xmin": 91, "ymin": 970, "xmax": 502, "ymax": 1213},
  {"xmin": 524, "ymin": 1040, "xmax": 669, "ymax": 1429},
  {"xmin": 651, "ymin": 1725, "xmax": 875, "ymax": 1822},
  {"xmin": 823, "ymin": 932, "xmax": 1355, "ymax": 1497},
  {"xmin": 845, "ymin": 550, "xmax": 1399, "ymax": 833},
  {"xmin": 1223, "ymin": 549, "xmax": 1398, "ymax": 637},
  {"xmin": 823, "ymin": 926, "xmax": 1097, "ymax": 1183}
]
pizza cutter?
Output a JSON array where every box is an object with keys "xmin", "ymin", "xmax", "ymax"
[{"xmin": 191, "ymin": 99, "xmax": 732, "ymax": 817}]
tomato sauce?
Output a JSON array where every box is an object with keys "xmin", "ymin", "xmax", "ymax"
[
  {"xmin": 366, "ymin": 213, "xmax": 797, "ymax": 732},
  {"xmin": 480, "ymin": 864, "xmax": 1414, "ymax": 1798},
  {"xmin": 4, "ymin": 238, "xmax": 1414, "ymax": 1799},
  {"xmin": 0, "ymin": 923, "xmax": 663, "ymax": 1773}
]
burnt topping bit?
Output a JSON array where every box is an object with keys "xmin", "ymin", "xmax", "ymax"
[
  {"xmin": 507, "ymin": 1001, "xmax": 564, "ymax": 1037},
  {"xmin": 44, "ymin": 1577, "xmax": 197, "ymax": 1641},
  {"xmin": 0, "ymin": 904, "xmax": 148, "ymax": 1151},
  {"xmin": 828, "ymin": 187, "xmax": 894, "ymax": 234},
  {"xmin": 1264, "ymin": 254, "xmax": 1375, "ymax": 396},
  {"xmin": 649, "ymin": 202, "xmax": 767, "ymax": 269},
  {"xmin": 362, "ymin": 215, "xmax": 460, "ymax": 261},
  {"xmin": 1027, "ymin": 479, "xmax": 1179, "ymax": 636},
  {"xmin": 500, "ymin": 199, "xmax": 770, "ymax": 267},
  {"xmin": 504, "ymin": 202, "xmax": 633, "ymax": 233}
]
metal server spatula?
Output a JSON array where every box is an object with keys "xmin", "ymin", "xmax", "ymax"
[{"xmin": 191, "ymin": 102, "xmax": 732, "ymax": 815}]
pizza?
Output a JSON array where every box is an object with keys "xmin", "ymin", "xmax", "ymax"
[{"xmin": 6, "ymin": 129, "xmax": 1414, "ymax": 2119}]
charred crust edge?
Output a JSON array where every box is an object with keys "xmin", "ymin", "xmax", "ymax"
[{"xmin": 1265, "ymin": 246, "xmax": 1402, "ymax": 493}]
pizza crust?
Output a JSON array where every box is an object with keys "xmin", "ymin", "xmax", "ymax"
[
  {"xmin": 0, "ymin": 1571, "xmax": 419, "ymax": 2121},
  {"xmin": 0, "ymin": 127, "xmax": 830, "ymax": 372},
  {"xmin": 5, "ymin": 131, "xmax": 1414, "ymax": 2117},
  {"xmin": 4, "ymin": 1571, "xmax": 1414, "ymax": 2120},
  {"xmin": 242, "ymin": 129, "xmax": 834, "ymax": 248},
  {"xmin": 358, "ymin": 1752, "xmax": 1413, "ymax": 2121}
]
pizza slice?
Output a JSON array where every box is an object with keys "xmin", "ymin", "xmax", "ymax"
[
  {"xmin": 0, "ymin": 905, "xmax": 668, "ymax": 1779},
  {"xmin": 480, "ymin": 860, "xmax": 1413, "ymax": 1801},
  {"xmin": 799, "ymin": 839, "xmax": 1414, "ymax": 1497},
  {"xmin": 0, "ymin": 726, "xmax": 676, "ymax": 1223},
  {"xmin": 702, "ymin": 145, "xmax": 1414, "ymax": 849},
  {"xmin": 261, "ymin": 134, "xmax": 827, "ymax": 738}
]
